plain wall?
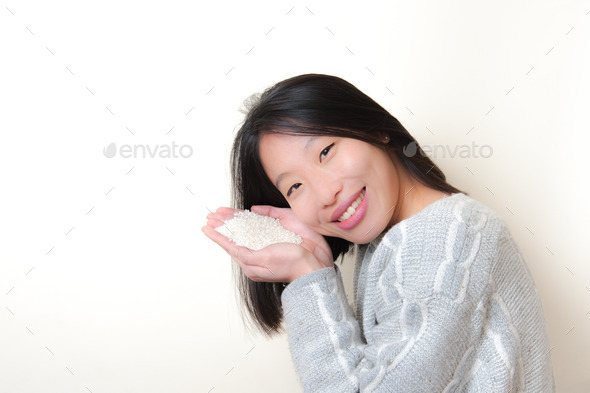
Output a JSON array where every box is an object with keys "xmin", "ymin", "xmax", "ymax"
[{"xmin": 0, "ymin": 0, "xmax": 588, "ymax": 392}]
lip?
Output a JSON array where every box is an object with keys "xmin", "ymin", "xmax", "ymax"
[
  {"xmin": 335, "ymin": 187, "xmax": 368, "ymax": 230},
  {"xmin": 330, "ymin": 187, "xmax": 365, "ymax": 222}
]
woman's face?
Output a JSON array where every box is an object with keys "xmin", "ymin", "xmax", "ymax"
[{"xmin": 259, "ymin": 133, "xmax": 407, "ymax": 244}]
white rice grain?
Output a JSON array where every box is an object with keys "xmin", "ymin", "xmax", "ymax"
[{"xmin": 214, "ymin": 210, "xmax": 302, "ymax": 251}]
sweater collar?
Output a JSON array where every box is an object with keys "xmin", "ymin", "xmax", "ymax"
[{"xmin": 367, "ymin": 192, "xmax": 465, "ymax": 248}]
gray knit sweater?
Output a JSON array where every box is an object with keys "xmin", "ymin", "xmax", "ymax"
[{"xmin": 280, "ymin": 192, "xmax": 556, "ymax": 392}]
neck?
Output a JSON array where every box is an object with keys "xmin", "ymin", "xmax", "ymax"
[{"xmin": 387, "ymin": 177, "xmax": 449, "ymax": 230}]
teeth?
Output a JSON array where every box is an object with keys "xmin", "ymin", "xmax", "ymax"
[{"xmin": 338, "ymin": 188, "xmax": 365, "ymax": 222}]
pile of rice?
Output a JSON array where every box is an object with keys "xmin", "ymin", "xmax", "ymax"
[{"xmin": 214, "ymin": 210, "xmax": 302, "ymax": 251}]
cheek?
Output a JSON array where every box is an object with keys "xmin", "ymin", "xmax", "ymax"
[
  {"xmin": 334, "ymin": 148, "xmax": 369, "ymax": 176},
  {"xmin": 291, "ymin": 200, "xmax": 314, "ymax": 226}
]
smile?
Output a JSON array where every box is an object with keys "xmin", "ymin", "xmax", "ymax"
[
  {"xmin": 334, "ymin": 187, "xmax": 368, "ymax": 230},
  {"xmin": 338, "ymin": 188, "xmax": 366, "ymax": 221}
]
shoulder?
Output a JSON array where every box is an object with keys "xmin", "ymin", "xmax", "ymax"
[
  {"xmin": 367, "ymin": 193, "xmax": 511, "ymax": 302},
  {"xmin": 378, "ymin": 192, "xmax": 508, "ymax": 253}
]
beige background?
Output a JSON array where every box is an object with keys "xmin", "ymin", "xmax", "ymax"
[{"xmin": 1, "ymin": 0, "xmax": 588, "ymax": 392}]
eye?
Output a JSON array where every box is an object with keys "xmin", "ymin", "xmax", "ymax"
[
  {"xmin": 320, "ymin": 143, "xmax": 335, "ymax": 161},
  {"xmin": 287, "ymin": 183, "xmax": 301, "ymax": 197}
]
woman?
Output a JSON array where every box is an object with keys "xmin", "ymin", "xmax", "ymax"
[{"xmin": 201, "ymin": 74, "xmax": 555, "ymax": 392}]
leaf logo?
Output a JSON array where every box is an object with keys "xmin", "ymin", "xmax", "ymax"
[
  {"xmin": 103, "ymin": 143, "xmax": 117, "ymax": 158},
  {"xmin": 402, "ymin": 141, "xmax": 417, "ymax": 157}
]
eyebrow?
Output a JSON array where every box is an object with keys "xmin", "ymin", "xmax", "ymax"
[{"xmin": 274, "ymin": 136, "xmax": 319, "ymax": 190}]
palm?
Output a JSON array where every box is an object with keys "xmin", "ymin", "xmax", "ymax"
[{"xmin": 203, "ymin": 205, "xmax": 334, "ymax": 283}]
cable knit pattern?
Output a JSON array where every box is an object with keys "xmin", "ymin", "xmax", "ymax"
[{"xmin": 280, "ymin": 192, "xmax": 555, "ymax": 392}]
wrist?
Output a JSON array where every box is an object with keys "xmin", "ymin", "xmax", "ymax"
[{"xmin": 290, "ymin": 253, "xmax": 327, "ymax": 283}]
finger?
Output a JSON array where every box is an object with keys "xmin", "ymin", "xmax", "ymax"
[
  {"xmin": 253, "ymin": 267, "xmax": 279, "ymax": 282},
  {"xmin": 241, "ymin": 263, "xmax": 280, "ymax": 283},
  {"xmin": 205, "ymin": 212, "xmax": 222, "ymax": 221},
  {"xmin": 206, "ymin": 218, "xmax": 224, "ymax": 229},
  {"xmin": 238, "ymin": 243, "xmax": 294, "ymax": 270},
  {"xmin": 215, "ymin": 206, "xmax": 243, "ymax": 215},
  {"xmin": 202, "ymin": 225, "xmax": 255, "ymax": 262},
  {"xmin": 232, "ymin": 245, "xmax": 261, "ymax": 270},
  {"xmin": 250, "ymin": 205, "xmax": 287, "ymax": 220},
  {"xmin": 201, "ymin": 224, "xmax": 236, "ymax": 253},
  {"xmin": 206, "ymin": 209, "xmax": 238, "ymax": 222}
]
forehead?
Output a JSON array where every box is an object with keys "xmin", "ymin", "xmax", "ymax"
[
  {"xmin": 259, "ymin": 133, "xmax": 326, "ymax": 166},
  {"xmin": 260, "ymin": 133, "xmax": 318, "ymax": 153},
  {"xmin": 259, "ymin": 133, "xmax": 322, "ymax": 186}
]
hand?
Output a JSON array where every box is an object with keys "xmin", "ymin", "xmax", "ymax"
[{"xmin": 201, "ymin": 206, "xmax": 334, "ymax": 283}]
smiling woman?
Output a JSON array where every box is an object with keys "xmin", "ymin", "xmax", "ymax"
[{"xmin": 201, "ymin": 74, "xmax": 555, "ymax": 392}]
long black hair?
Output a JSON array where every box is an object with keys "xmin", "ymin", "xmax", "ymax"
[{"xmin": 229, "ymin": 73, "xmax": 466, "ymax": 338}]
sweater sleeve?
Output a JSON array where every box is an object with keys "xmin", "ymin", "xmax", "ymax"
[
  {"xmin": 281, "ymin": 264, "xmax": 367, "ymax": 392},
  {"xmin": 280, "ymin": 211, "xmax": 524, "ymax": 392},
  {"xmin": 281, "ymin": 264, "xmax": 491, "ymax": 393}
]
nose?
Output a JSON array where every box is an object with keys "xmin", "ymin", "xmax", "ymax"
[{"xmin": 316, "ymin": 177, "xmax": 342, "ymax": 209}]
